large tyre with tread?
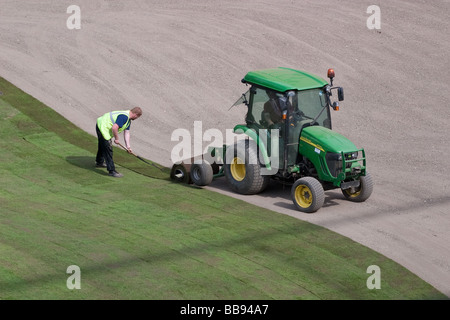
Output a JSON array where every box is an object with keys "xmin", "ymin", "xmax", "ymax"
[
  {"xmin": 291, "ymin": 177, "xmax": 325, "ymax": 213},
  {"xmin": 191, "ymin": 160, "xmax": 214, "ymax": 186},
  {"xmin": 224, "ymin": 140, "xmax": 269, "ymax": 195},
  {"xmin": 341, "ymin": 172, "xmax": 373, "ymax": 202}
]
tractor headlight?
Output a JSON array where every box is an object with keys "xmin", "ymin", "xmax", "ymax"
[{"xmin": 345, "ymin": 151, "xmax": 359, "ymax": 160}]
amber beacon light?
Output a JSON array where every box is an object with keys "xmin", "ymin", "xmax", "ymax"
[{"xmin": 327, "ymin": 68, "xmax": 335, "ymax": 79}]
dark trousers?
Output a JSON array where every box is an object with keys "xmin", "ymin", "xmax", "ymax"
[{"xmin": 96, "ymin": 125, "xmax": 115, "ymax": 172}]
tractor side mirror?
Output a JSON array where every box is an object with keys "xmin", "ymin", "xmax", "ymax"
[{"xmin": 338, "ymin": 87, "xmax": 344, "ymax": 101}]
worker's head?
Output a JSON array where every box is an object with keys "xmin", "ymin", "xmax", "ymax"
[{"xmin": 130, "ymin": 107, "xmax": 142, "ymax": 120}]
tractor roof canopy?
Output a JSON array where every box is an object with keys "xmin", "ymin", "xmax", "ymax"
[{"xmin": 242, "ymin": 67, "xmax": 328, "ymax": 93}]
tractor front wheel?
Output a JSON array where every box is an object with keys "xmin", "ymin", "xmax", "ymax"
[
  {"xmin": 291, "ymin": 177, "xmax": 325, "ymax": 213},
  {"xmin": 341, "ymin": 172, "xmax": 373, "ymax": 202}
]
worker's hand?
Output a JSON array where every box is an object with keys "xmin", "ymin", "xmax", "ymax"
[
  {"xmin": 114, "ymin": 139, "xmax": 120, "ymax": 145},
  {"xmin": 127, "ymin": 148, "xmax": 133, "ymax": 154}
]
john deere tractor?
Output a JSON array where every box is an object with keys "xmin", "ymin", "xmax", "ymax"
[{"xmin": 173, "ymin": 67, "xmax": 373, "ymax": 213}]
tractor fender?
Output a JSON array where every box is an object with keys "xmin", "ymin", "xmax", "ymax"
[{"xmin": 232, "ymin": 124, "xmax": 272, "ymax": 170}]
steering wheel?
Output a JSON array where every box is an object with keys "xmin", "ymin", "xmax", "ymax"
[{"xmin": 292, "ymin": 109, "xmax": 309, "ymax": 123}]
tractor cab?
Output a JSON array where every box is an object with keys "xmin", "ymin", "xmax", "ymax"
[{"xmin": 239, "ymin": 67, "xmax": 343, "ymax": 173}]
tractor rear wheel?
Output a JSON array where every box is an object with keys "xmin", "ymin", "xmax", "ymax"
[
  {"xmin": 341, "ymin": 172, "xmax": 373, "ymax": 202},
  {"xmin": 224, "ymin": 140, "xmax": 269, "ymax": 195},
  {"xmin": 291, "ymin": 177, "xmax": 325, "ymax": 213},
  {"xmin": 191, "ymin": 160, "xmax": 213, "ymax": 186}
]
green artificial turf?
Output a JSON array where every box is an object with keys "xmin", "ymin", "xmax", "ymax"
[{"xmin": 0, "ymin": 77, "xmax": 447, "ymax": 300}]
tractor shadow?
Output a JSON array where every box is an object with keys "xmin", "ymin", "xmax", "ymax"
[
  {"xmin": 261, "ymin": 181, "xmax": 343, "ymax": 210},
  {"xmin": 65, "ymin": 156, "xmax": 110, "ymax": 176},
  {"xmin": 272, "ymin": 194, "xmax": 342, "ymax": 211},
  {"xmin": 208, "ymin": 177, "xmax": 342, "ymax": 212}
]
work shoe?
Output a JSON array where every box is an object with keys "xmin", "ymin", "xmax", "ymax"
[
  {"xmin": 96, "ymin": 162, "xmax": 107, "ymax": 168},
  {"xmin": 109, "ymin": 171, "xmax": 123, "ymax": 178}
]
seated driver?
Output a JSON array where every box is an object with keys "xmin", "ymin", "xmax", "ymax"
[{"xmin": 262, "ymin": 92, "xmax": 282, "ymax": 128}]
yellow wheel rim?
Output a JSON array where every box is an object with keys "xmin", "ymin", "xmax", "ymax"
[
  {"xmin": 230, "ymin": 157, "xmax": 246, "ymax": 181},
  {"xmin": 294, "ymin": 185, "xmax": 313, "ymax": 208},
  {"xmin": 345, "ymin": 187, "xmax": 362, "ymax": 198}
]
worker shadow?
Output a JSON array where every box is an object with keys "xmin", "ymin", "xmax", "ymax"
[{"xmin": 65, "ymin": 156, "xmax": 110, "ymax": 176}]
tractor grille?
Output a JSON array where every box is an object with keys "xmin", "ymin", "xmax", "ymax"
[{"xmin": 326, "ymin": 152, "xmax": 359, "ymax": 177}]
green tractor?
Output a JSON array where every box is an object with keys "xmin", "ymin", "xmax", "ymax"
[{"xmin": 172, "ymin": 67, "xmax": 373, "ymax": 213}]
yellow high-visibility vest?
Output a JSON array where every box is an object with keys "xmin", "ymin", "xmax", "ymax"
[{"xmin": 97, "ymin": 110, "xmax": 131, "ymax": 140}]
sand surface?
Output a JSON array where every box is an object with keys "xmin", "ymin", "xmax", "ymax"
[{"xmin": 1, "ymin": 0, "xmax": 449, "ymax": 297}]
